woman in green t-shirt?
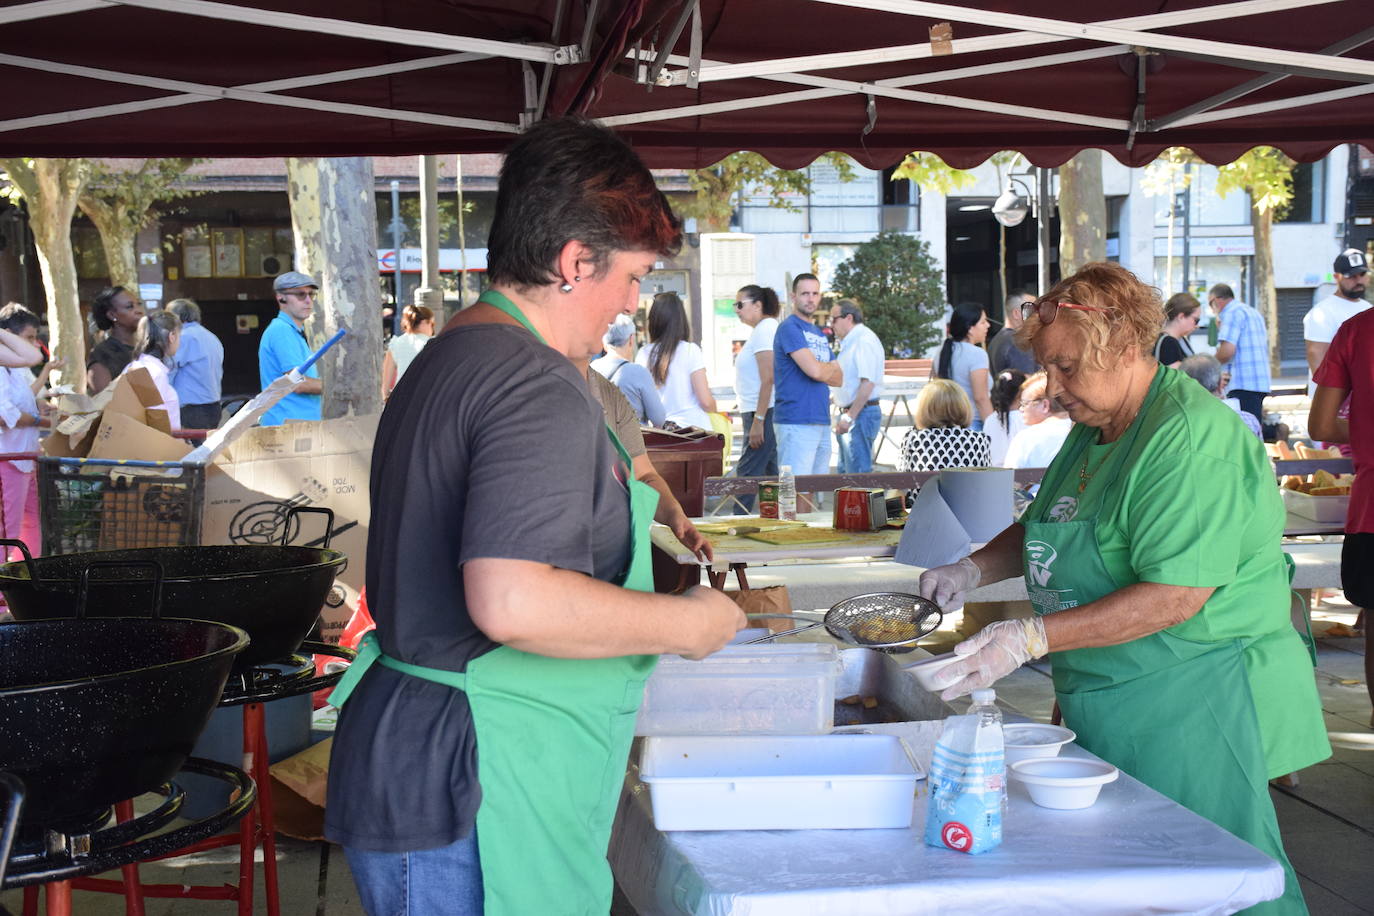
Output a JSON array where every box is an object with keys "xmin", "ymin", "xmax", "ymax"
[{"xmin": 919, "ymin": 262, "xmax": 1327, "ymax": 915}]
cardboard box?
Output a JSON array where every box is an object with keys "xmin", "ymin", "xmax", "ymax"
[{"xmin": 201, "ymin": 415, "xmax": 376, "ymax": 643}]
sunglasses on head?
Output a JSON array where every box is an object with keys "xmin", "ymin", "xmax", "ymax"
[{"xmin": 1021, "ymin": 299, "xmax": 1114, "ymax": 325}]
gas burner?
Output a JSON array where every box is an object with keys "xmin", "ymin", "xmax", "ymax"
[
  {"xmin": 1, "ymin": 758, "xmax": 254, "ymax": 889},
  {"xmin": 218, "ymin": 639, "xmax": 356, "ymax": 706}
]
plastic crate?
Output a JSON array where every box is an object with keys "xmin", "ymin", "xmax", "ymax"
[
  {"xmin": 639, "ymin": 734, "xmax": 918, "ymax": 831},
  {"xmin": 635, "ymin": 644, "xmax": 839, "ymax": 736},
  {"xmin": 38, "ymin": 457, "xmax": 206, "ymax": 554}
]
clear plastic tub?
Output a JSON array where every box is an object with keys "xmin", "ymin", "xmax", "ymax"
[
  {"xmin": 639, "ymin": 734, "xmax": 918, "ymax": 830},
  {"xmin": 635, "ymin": 644, "xmax": 840, "ymax": 736},
  {"xmin": 1282, "ymin": 487, "xmax": 1349, "ymax": 523}
]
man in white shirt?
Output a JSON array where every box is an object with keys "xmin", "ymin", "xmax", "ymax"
[
  {"xmin": 1304, "ymin": 248, "xmax": 1370, "ymax": 392},
  {"xmin": 829, "ymin": 300, "xmax": 885, "ymax": 473},
  {"xmin": 1004, "ymin": 372, "xmax": 1072, "ymax": 469}
]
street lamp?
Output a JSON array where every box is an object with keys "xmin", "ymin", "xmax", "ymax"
[{"xmin": 992, "ymin": 168, "xmax": 1055, "ymax": 296}]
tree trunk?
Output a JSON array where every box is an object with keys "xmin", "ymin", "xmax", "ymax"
[
  {"xmin": 285, "ymin": 157, "xmax": 383, "ymax": 419},
  {"xmin": 78, "ymin": 198, "xmax": 139, "ymax": 291},
  {"xmin": 1251, "ymin": 203, "xmax": 1280, "ymax": 374},
  {"xmin": 1057, "ymin": 150, "xmax": 1107, "ymax": 276},
  {"xmin": 1, "ymin": 159, "xmax": 92, "ymax": 393}
]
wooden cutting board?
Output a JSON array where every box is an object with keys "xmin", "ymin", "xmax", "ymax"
[
  {"xmin": 742, "ymin": 526, "xmax": 848, "ymax": 545},
  {"xmin": 695, "ymin": 518, "xmax": 809, "ymax": 536}
]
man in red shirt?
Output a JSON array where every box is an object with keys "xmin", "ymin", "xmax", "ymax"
[{"xmin": 1309, "ymin": 308, "xmax": 1374, "ymax": 726}]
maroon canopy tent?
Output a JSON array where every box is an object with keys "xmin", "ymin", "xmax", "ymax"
[{"xmin": 1, "ymin": 0, "xmax": 1371, "ymax": 167}]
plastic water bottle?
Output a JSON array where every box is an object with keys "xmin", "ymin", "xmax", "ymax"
[
  {"xmin": 778, "ymin": 465, "xmax": 797, "ymax": 520},
  {"xmin": 970, "ymin": 688, "xmax": 1008, "ymax": 814}
]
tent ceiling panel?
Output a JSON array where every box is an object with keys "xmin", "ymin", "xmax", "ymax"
[{"xmin": 0, "ymin": 0, "xmax": 1369, "ymax": 167}]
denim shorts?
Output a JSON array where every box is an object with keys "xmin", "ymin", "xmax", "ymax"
[{"xmin": 774, "ymin": 422, "xmax": 832, "ymax": 475}]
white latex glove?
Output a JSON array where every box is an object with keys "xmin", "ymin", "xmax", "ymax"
[
  {"xmin": 917, "ymin": 556, "xmax": 982, "ymax": 609},
  {"xmin": 931, "ymin": 617, "xmax": 1049, "ymax": 701}
]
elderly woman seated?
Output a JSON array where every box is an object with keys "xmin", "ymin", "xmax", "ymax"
[
  {"xmin": 1179, "ymin": 353, "xmax": 1262, "ymax": 439},
  {"xmin": 917, "ymin": 262, "xmax": 1327, "ymax": 915},
  {"xmin": 898, "ymin": 378, "xmax": 991, "ymax": 472}
]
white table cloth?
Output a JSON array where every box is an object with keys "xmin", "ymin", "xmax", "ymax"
[{"xmin": 611, "ymin": 743, "xmax": 1283, "ymax": 915}]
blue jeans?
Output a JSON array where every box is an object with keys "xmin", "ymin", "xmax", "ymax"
[
  {"xmin": 345, "ymin": 829, "xmax": 483, "ymax": 916},
  {"xmin": 733, "ymin": 409, "xmax": 778, "ymax": 513},
  {"xmin": 774, "ymin": 422, "xmax": 831, "ymax": 476},
  {"xmin": 836, "ymin": 403, "xmax": 882, "ymax": 473}
]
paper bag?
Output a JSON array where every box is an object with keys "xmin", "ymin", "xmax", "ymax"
[
  {"xmin": 727, "ymin": 585, "xmax": 793, "ymax": 631},
  {"xmin": 267, "ymin": 737, "xmax": 332, "ymax": 841}
]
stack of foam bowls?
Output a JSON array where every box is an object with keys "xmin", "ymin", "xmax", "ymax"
[{"xmin": 1010, "ymin": 757, "xmax": 1119, "ymax": 809}]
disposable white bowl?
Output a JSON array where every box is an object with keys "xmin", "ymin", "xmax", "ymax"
[
  {"xmin": 1003, "ymin": 723, "xmax": 1076, "ymax": 764},
  {"xmin": 1010, "ymin": 757, "xmax": 1119, "ymax": 809},
  {"xmin": 902, "ymin": 653, "xmax": 962, "ymax": 692}
]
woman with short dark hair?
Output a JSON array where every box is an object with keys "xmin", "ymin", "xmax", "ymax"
[
  {"xmin": 86, "ymin": 286, "xmax": 144, "ymax": 394},
  {"xmin": 0, "ymin": 303, "xmax": 51, "ymax": 558},
  {"xmin": 326, "ymin": 118, "xmax": 744, "ymax": 916}
]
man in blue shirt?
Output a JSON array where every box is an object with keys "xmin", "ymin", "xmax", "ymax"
[
  {"xmin": 773, "ymin": 274, "xmax": 842, "ymax": 498},
  {"xmin": 168, "ymin": 298, "xmax": 224, "ymax": 432},
  {"xmin": 1209, "ymin": 283, "xmax": 1271, "ymax": 434},
  {"xmin": 258, "ymin": 271, "xmax": 323, "ymax": 426}
]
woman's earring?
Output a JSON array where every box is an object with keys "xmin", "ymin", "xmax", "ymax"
[{"xmin": 559, "ymin": 282, "xmax": 574, "ymax": 293}]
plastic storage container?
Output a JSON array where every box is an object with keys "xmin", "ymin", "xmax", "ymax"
[
  {"xmin": 635, "ymin": 644, "xmax": 839, "ymax": 736},
  {"xmin": 640, "ymin": 734, "xmax": 919, "ymax": 830},
  {"xmin": 1282, "ymin": 487, "xmax": 1349, "ymax": 523}
]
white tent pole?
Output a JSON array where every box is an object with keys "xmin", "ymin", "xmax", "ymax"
[
  {"xmin": 1167, "ymin": 82, "xmax": 1374, "ymax": 127},
  {"xmin": 677, "ymin": 0, "xmax": 1339, "ymax": 84},
  {"xmin": 0, "ymin": 53, "xmax": 521, "ymax": 133},
  {"xmin": 812, "ymin": 0, "xmax": 1374, "ymax": 80},
  {"xmin": 0, "ymin": 52, "xmax": 492, "ymax": 133},
  {"xmin": 605, "ymin": 46, "xmax": 1130, "ymax": 129},
  {"xmin": 0, "ymin": 0, "xmax": 108, "ymax": 24},
  {"xmin": 104, "ymin": 0, "xmax": 579, "ymax": 62}
]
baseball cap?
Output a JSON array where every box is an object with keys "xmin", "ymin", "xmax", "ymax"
[
  {"xmin": 1333, "ymin": 248, "xmax": 1368, "ymax": 276},
  {"xmin": 273, "ymin": 270, "xmax": 319, "ymax": 291}
]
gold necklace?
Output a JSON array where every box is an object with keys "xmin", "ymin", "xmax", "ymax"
[{"xmin": 1077, "ymin": 436, "xmax": 1124, "ymax": 493}]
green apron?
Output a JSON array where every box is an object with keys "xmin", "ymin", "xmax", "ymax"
[
  {"xmin": 331, "ymin": 290, "xmax": 659, "ymax": 915},
  {"xmin": 1023, "ymin": 374, "xmax": 1307, "ymax": 915}
]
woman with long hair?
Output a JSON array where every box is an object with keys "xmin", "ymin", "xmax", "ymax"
[
  {"xmin": 1154, "ymin": 292, "xmax": 1200, "ymax": 369},
  {"xmin": 935, "ymin": 302, "xmax": 993, "ymax": 430},
  {"xmin": 119, "ymin": 309, "xmax": 182, "ymax": 429},
  {"xmin": 382, "ymin": 303, "xmax": 436, "ymax": 396},
  {"xmin": 637, "ymin": 291, "xmax": 717, "ymax": 429},
  {"xmin": 985, "ymin": 368, "xmax": 1028, "ymax": 466},
  {"xmin": 732, "ymin": 284, "xmax": 781, "ymax": 503}
]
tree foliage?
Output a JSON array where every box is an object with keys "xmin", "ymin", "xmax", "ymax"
[
  {"xmin": 890, "ymin": 151, "xmax": 978, "ymax": 194},
  {"xmin": 672, "ymin": 152, "xmax": 856, "ymax": 231},
  {"xmin": 831, "ymin": 230, "xmax": 946, "ymax": 357},
  {"xmin": 1214, "ymin": 146, "xmax": 1295, "ymax": 216},
  {"xmin": 78, "ymin": 158, "xmax": 203, "ymax": 291}
]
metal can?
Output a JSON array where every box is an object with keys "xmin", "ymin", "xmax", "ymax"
[{"xmin": 757, "ymin": 481, "xmax": 780, "ymax": 519}]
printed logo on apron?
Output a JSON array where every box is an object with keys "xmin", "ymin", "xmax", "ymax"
[
  {"xmin": 1047, "ymin": 495, "xmax": 1079, "ymax": 521},
  {"xmin": 1026, "ymin": 538, "xmax": 1078, "ymax": 613}
]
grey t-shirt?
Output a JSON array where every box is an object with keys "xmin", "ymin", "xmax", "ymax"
[
  {"xmin": 591, "ymin": 353, "xmax": 665, "ymax": 427},
  {"xmin": 947, "ymin": 340, "xmax": 991, "ymax": 407},
  {"xmin": 326, "ymin": 323, "xmax": 632, "ymax": 852},
  {"xmin": 988, "ymin": 327, "xmax": 1038, "ymax": 375}
]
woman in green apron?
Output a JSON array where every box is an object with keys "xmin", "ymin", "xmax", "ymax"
[
  {"xmin": 325, "ymin": 118, "xmax": 745, "ymax": 916},
  {"xmin": 920, "ymin": 263, "xmax": 1328, "ymax": 915}
]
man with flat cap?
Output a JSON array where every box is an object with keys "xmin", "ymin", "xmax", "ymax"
[
  {"xmin": 258, "ymin": 270, "xmax": 324, "ymax": 426},
  {"xmin": 1305, "ymin": 248, "xmax": 1370, "ymax": 393}
]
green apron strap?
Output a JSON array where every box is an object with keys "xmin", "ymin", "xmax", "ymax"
[{"xmin": 478, "ymin": 289, "xmax": 546, "ymax": 343}]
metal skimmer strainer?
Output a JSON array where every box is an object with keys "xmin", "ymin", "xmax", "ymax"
[{"xmin": 745, "ymin": 592, "xmax": 943, "ymax": 649}]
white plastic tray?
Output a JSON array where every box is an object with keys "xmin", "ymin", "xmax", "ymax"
[
  {"xmin": 636, "ymin": 644, "xmax": 839, "ymax": 736},
  {"xmin": 1283, "ymin": 487, "xmax": 1349, "ymax": 523},
  {"xmin": 639, "ymin": 734, "xmax": 918, "ymax": 831}
]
